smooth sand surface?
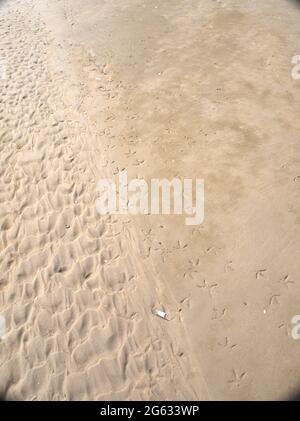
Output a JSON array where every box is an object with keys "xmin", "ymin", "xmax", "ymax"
[{"xmin": 1, "ymin": 0, "xmax": 300, "ymax": 400}]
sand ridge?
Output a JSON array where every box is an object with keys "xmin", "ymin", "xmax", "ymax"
[{"xmin": 2, "ymin": 0, "xmax": 300, "ymax": 401}]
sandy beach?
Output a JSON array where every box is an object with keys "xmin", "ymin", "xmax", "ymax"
[{"xmin": 1, "ymin": 0, "xmax": 300, "ymax": 401}]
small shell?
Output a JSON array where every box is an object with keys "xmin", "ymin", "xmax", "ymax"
[{"xmin": 154, "ymin": 309, "xmax": 167, "ymax": 320}]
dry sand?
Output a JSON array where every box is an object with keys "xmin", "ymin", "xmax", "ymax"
[{"xmin": 1, "ymin": 0, "xmax": 300, "ymax": 400}]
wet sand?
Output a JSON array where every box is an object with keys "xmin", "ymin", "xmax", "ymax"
[{"xmin": 1, "ymin": 0, "xmax": 300, "ymax": 400}]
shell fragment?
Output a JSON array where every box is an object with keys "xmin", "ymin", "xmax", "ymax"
[{"xmin": 154, "ymin": 309, "xmax": 167, "ymax": 320}]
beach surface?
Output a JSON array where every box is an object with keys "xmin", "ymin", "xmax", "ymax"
[{"xmin": 1, "ymin": 0, "xmax": 300, "ymax": 400}]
